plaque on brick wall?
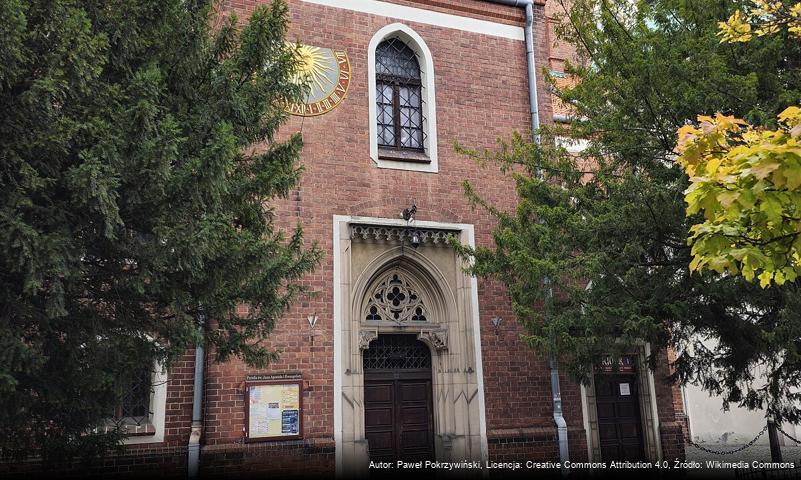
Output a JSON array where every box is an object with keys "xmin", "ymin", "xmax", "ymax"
[
  {"xmin": 286, "ymin": 44, "xmax": 350, "ymax": 117},
  {"xmin": 597, "ymin": 354, "xmax": 637, "ymax": 373},
  {"xmin": 245, "ymin": 378, "xmax": 303, "ymax": 441}
]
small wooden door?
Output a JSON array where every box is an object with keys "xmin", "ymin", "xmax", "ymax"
[
  {"xmin": 363, "ymin": 335, "xmax": 435, "ymax": 462},
  {"xmin": 594, "ymin": 374, "xmax": 645, "ymax": 461}
]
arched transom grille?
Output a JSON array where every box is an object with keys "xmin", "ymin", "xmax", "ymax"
[
  {"xmin": 365, "ymin": 270, "xmax": 428, "ymax": 323},
  {"xmin": 363, "ymin": 335, "xmax": 431, "ymax": 370}
]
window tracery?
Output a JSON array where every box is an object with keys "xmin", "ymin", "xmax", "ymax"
[{"xmin": 364, "ymin": 270, "xmax": 428, "ymax": 324}]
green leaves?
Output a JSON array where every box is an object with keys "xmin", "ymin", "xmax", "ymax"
[
  {"xmin": 677, "ymin": 107, "xmax": 801, "ymax": 287},
  {"xmin": 0, "ymin": 0, "xmax": 319, "ymax": 463},
  {"xmin": 461, "ymin": 0, "xmax": 801, "ymax": 422}
]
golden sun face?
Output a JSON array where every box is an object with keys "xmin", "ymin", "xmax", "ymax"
[
  {"xmin": 293, "ymin": 45, "xmax": 336, "ymax": 93},
  {"xmin": 286, "ymin": 44, "xmax": 351, "ymax": 117}
]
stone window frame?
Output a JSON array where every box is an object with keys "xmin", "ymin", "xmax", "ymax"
[
  {"xmin": 118, "ymin": 361, "xmax": 168, "ymax": 445},
  {"xmin": 368, "ymin": 23, "xmax": 439, "ymax": 173}
]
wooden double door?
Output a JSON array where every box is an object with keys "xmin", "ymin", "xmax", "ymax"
[
  {"xmin": 594, "ymin": 374, "xmax": 646, "ymax": 461},
  {"xmin": 364, "ymin": 370, "xmax": 435, "ymax": 462},
  {"xmin": 363, "ymin": 334, "xmax": 435, "ymax": 462}
]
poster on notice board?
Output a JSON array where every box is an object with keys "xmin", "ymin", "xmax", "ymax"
[{"xmin": 246, "ymin": 378, "xmax": 302, "ymax": 441}]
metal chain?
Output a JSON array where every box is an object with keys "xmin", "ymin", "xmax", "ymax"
[
  {"xmin": 777, "ymin": 424, "xmax": 801, "ymax": 445},
  {"xmin": 686, "ymin": 425, "xmax": 768, "ymax": 455}
]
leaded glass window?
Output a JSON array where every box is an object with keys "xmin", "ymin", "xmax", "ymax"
[
  {"xmin": 115, "ymin": 367, "xmax": 153, "ymax": 426},
  {"xmin": 363, "ymin": 335, "xmax": 432, "ymax": 370},
  {"xmin": 375, "ymin": 38, "xmax": 424, "ymax": 151},
  {"xmin": 365, "ymin": 270, "xmax": 428, "ymax": 324}
]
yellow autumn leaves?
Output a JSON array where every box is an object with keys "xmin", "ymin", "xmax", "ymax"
[
  {"xmin": 676, "ymin": 107, "xmax": 801, "ymax": 287},
  {"xmin": 718, "ymin": 0, "xmax": 801, "ymax": 42},
  {"xmin": 675, "ymin": 1, "xmax": 801, "ymax": 287}
]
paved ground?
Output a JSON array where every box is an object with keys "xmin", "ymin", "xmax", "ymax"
[
  {"xmin": 684, "ymin": 445, "xmax": 801, "ymax": 478},
  {"xmin": 686, "ymin": 444, "xmax": 801, "ymax": 463}
]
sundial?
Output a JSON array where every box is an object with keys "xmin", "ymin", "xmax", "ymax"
[{"xmin": 286, "ymin": 44, "xmax": 351, "ymax": 117}]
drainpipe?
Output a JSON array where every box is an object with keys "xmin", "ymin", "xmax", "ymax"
[
  {"xmin": 550, "ymin": 354, "xmax": 569, "ymax": 471},
  {"xmin": 486, "ymin": 0, "xmax": 569, "ymax": 469},
  {"xmin": 188, "ymin": 309, "xmax": 206, "ymax": 478},
  {"xmin": 487, "ymin": 0, "xmax": 540, "ymax": 139}
]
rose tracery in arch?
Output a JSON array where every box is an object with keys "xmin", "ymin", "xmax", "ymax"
[{"xmin": 364, "ymin": 270, "xmax": 428, "ymax": 324}]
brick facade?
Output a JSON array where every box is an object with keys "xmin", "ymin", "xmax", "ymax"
[{"xmin": 2, "ymin": 0, "xmax": 685, "ymax": 476}]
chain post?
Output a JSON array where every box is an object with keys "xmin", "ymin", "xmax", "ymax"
[{"xmin": 768, "ymin": 419, "xmax": 783, "ymax": 463}]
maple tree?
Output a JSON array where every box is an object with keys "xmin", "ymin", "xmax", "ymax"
[
  {"xmin": 676, "ymin": 0, "xmax": 801, "ymax": 287},
  {"xmin": 718, "ymin": 0, "xmax": 801, "ymax": 42},
  {"xmin": 676, "ymin": 108, "xmax": 801, "ymax": 287}
]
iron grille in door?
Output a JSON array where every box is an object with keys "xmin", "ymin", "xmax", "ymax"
[{"xmin": 363, "ymin": 334, "xmax": 431, "ymax": 370}]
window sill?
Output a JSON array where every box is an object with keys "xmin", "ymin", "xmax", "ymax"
[
  {"xmin": 124, "ymin": 422, "xmax": 156, "ymax": 437},
  {"xmin": 101, "ymin": 420, "xmax": 157, "ymax": 437},
  {"xmin": 378, "ymin": 147, "xmax": 430, "ymax": 164}
]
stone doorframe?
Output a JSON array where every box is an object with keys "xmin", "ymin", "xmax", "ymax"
[
  {"xmin": 580, "ymin": 344, "xmax": 663, "ymax": 463},
  {"xmin": 332, "ymin": 215, "xmax": 488, "ymax": 477}
]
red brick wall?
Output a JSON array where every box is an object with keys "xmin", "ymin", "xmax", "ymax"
[
  {"xmin": 219, "ymin": 0, "xmax": 550, "ymax": 429},
  {"xmin": 655, "ymin": 348, "xmax": 688, "ymax": 460},
  {"xmin": 204, "ymin": 0, "xmax": 565, "ymax": 469},
  {"xmin": 0, "ymin": 0, "xmax": 685, "ymax": 475},
  {"xmin": 545, "ymin": 0, "xmax": 580, "ymax": 73}
]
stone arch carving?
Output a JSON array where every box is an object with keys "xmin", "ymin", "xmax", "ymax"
[
  {"xmin": 363, "ymin": 269, "xmax": 431, "ymax": 324},
  {"xmin": 353, "ymin": 249, "xmax": 454, "ymax": 353},
  {"xmin": 351, "ymin": 247, "xmax": 456, "ymax": 323},
  {"xmin": 335, "ymin": 217, "xmax": 486, "ymax": 476}
]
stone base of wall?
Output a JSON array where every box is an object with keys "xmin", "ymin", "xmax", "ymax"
[
  {"xmin": 488, "ymin": 426, "xmax": 559, "ymax": 463},
  {"xmin": 488, "ymin": 427, "xmax": 588, "ymax": 458},
  {"xmin": 4, "ymin": 426, "xmax": 682, "ymax": 478},
  {"xmin": 486, "ymin": 426, "xmax": 588, "ymax": 478}
]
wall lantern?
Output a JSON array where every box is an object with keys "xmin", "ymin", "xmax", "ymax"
[{"xmin": 410, "ymin": 230, "xmax": 421, "ymax": 248}]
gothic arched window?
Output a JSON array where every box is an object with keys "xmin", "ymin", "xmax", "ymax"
[{"xmin": 375, "ymin": 38, "xmax": 424, "ymax": 151}]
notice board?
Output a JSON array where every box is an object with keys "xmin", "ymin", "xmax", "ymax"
[{"xmin": 245, "ymin": 378, "xmax": 303, "ymax": 441}]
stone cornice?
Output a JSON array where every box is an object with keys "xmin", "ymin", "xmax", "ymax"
[{"xmin": 350, "ymin": 224, "xmax": 459, "ymax": 245}]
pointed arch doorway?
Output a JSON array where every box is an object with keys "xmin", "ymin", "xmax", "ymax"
[
  {"xmin": 333, "ymin": 216, "xmax": 488, "ymax": 476},
  {"xmin": 363, "ymin": 334, "xmax": 435, "ymax": 462}
]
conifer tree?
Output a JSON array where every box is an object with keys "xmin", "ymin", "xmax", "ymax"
[
  {"xmin": 457, "ymin": 0, "xmax": 801, "ymax": 420},
  {"xmin": 0, "ymin": 0, "xmax": 320, "ymax": 462}
]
